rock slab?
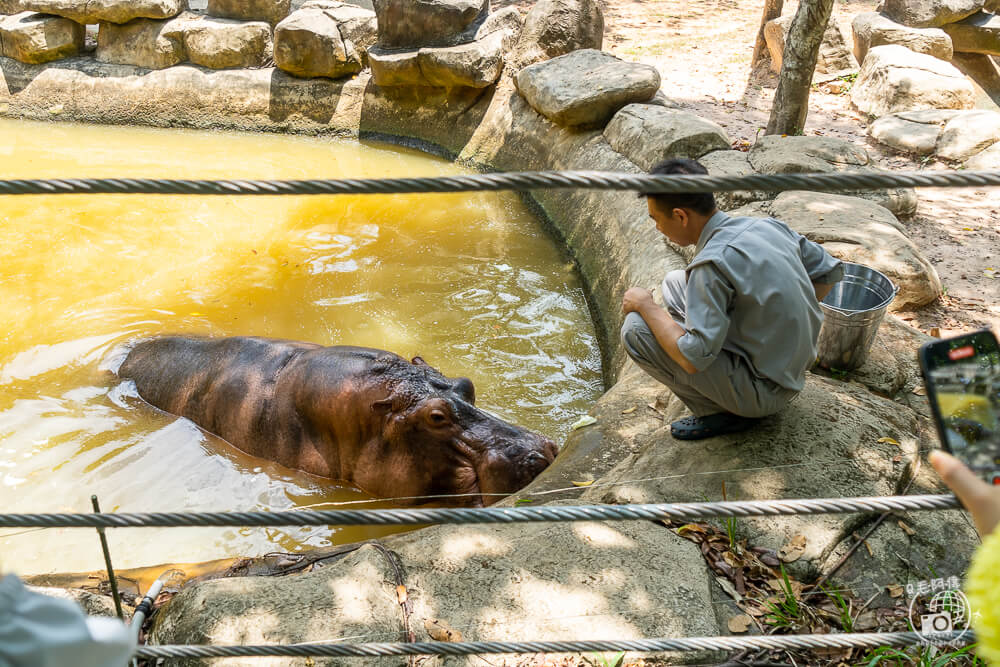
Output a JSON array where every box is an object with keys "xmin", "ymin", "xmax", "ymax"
[
  {"xmin": 512, "ymin": 0, "xmax": 603, "ymax": 68},
  {"xmin": 184, "ymin": 16, "xmax": 273, "ymax": 69},
  {"xmin": 604, "ymin": 103, "xmax": 730, "ymax": 170},
  {"xmin": 96, "ymin": 14, "xmax": 193, "ymax": 69},
  {"xmin": 943, "ymin": 11, "xmax": 1000, "ymax": 55},
  {"xmin": 0, "ymin": 11, "xmax": 83, "ymax": 64},
  {"xmin": 207, "ymin": 0, "xmax": 290, "ymax": 24},
  {"xmin": 765, "ymin": 14, "xmax": 855, "ymax": 74},
  {"xmin": 935, "ymin": 109, "xmax": 1000, "ymax": 159},
  {"xmin": 274, "ymin": 2, "xmax": 377, "ymax": 78},
  {"xmin": 868, "ymin": 108, "xmax": 961, "ymax": 154},
  {"xmin": 851, "ymin": 12, "xmax": 953, "ymax": 63},
  {"xmin": 515, "ymin": 49, "xmax": 660, "ymax": 128},
  {"xmin": 17, "ymin": 0, "xmax": 187, "ymax": 24},
  {"xmin": 851, "ymin": 44, "xmax": 975, "ymax": 116},
  {"xmin": 373, "ymin": 0, "xmax": 488, "ymax": 48},
  {"xmin": 880, "ymin": 0, "xmax": 983, "ymax": 28}
]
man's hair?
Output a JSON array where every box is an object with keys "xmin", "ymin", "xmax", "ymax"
[{"xmin": 640, "ymin": 158, "xmax": 716, "ymax": 216}]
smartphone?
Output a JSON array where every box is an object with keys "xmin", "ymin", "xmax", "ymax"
[{"xmin": 919, "ymin": 329, "xmax": 1000, "ymax": 486}]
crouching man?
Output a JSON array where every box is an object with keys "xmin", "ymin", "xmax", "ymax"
[{"xmin": 621, "ymin": 158, "xmax": 844, "ymax": 440}]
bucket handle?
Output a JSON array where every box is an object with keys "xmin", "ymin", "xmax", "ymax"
[{"xmin": 822, "ymin": 282, "xmax": 899, "ymax": 318}]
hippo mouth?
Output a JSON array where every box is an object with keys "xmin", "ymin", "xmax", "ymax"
[{"xmin": 468, "ymin": 437, "xmax": 558, "ymax": 506}]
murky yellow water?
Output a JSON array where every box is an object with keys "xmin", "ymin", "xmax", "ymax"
[{"xmin": 0, "ymin": 119, "xmax": 602, "ymax": 575}]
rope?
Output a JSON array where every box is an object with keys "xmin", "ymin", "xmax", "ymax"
[
  {"xmin": 0, "ymin": 495, "xmax": 960, "ymax": 528},
  {"xmin": 134, "ymin": 631, "xmax": 970, "ymax": 658},
  {"xmin": 0, "ymin": 170, "xmax": 998, "ymax": 197}
]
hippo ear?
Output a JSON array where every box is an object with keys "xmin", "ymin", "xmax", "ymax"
[
  {"xmin": 410, "ymin": 356, "xmax": 429, "ymax": 366},
  {"xmin": 372, "ymin": 398, "xmax": 393, "ymax": 416}
]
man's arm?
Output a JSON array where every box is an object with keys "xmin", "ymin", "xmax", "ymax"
[
  {"xmin": 798, "ymin": 236, "xmax": 843, "ymax": 299},
  {"xmin": 622, "ymin": 288, "xmax": 698, "ymax": 374}
]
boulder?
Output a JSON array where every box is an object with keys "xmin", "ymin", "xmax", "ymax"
[
  {"xmin": 868, "ymin": 108, "xmax": 961, "ymax": 154},
  {"xmin": 475, "ymin": 5, "xmax": 522, "ymax": 42},
  {"xmin": 586, "ymin": 373, "xmax": 927, "ymax": 580},
  {"xmin": 734, "ymin": 191, "xmax": 941, "ymax": 310},
  {"xmin": 373, "ymin": 0, "xmax": 488, "ymax": 49},
  {"xmin": 935, "ymin": 109, "xmax": 1000, "ymax": 159},
  {"xmin": 17, "ymin": 0, "xmax": 186, "ymax": 24},
  {"xmin": 514, "ymin": 49, "xmax": 660, "ymax": 128},
  {"xmin": 274, "ymin": 3, "xmax": 376, "ymax": 78},
  {"xmin": 764, "ymin": 14, "xmax": 856, "ymax": 74},
  {"xmin": 206, "ymin": 0, "xmax": 290, "ymax": 24},
  {"xmin": 951, "ymin": 51, "xmax": 1000, "ymax": 106},
  {"xmin": 151, "ymin": 518, "xmax": 722, "ymax": 666},
  {"xmin": 417, "ymin": 29, "xmax": 511, "ymax": 88},
  {"xmin": 96, "ymin": 13, "xmax": 194, "ymax": 69},
  {"xmin": 512, "ymin": 0, "xmax": 603, "ymax": 68},
  {"xmin": 943, "ymin": 11, "xmax": 1000, "ymax": 55},
  {"xmin": 747, "ymin": 135, "xmax": 918, "ymax": 217},
  {"xmin": 851, "ymin": 44, "xmax": 976, "ymax": 116},
  {"xmin": 183, "ymin": 16, "xmax": 272, "ymax": 69},
  {"xmin": 366, "ymin": 47, "xmax": 425, "ymax": 86},
  {"xmin": 698, "ymin": 149, "xmax": 770, "ymax": 211},
  {"xmin": 966, "ymin": 139, "xmax": 1000, "ymax": 167},
  {"xmin": 0, "ymin": 11, "xmax": 83, "ymax": 64},
  {"xmin": 28, "ymin": 586, "xmax": 132, "ymax": 618},
  {"xmin": 851, "ymin": 12, "xmax": 953, "ymax": 63},
  {"xmin": 604, "ymin": 104, "xmax": 730, "ymax": 170},
  {"xmin": 880, "ymin": 0, "xmax": 983, "ymax": 28}
]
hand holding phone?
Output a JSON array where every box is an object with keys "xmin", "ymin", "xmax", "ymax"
[
  {"xmin": 931, "ymin": 449, "xmax": 1000, "ymax": 536},
  {"xmin": 919, "ymin": 329, "xmax": 1000, "ymax": 487}
]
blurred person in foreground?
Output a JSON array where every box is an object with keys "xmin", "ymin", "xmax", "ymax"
[
  {"xmin": 0, "ymin": 570, "xmax": 134, "ymax": 667},
  {"xmin": 932, "ymin": 449, "xmax": 1000, "ymax": 663}
]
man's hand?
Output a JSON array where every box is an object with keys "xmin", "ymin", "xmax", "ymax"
[
  {"xmin": 813, "ymin": 282, "xmax": 835, "ymax": 303},
  {"xmin": 622, "ymin": 287, "xmax": 656, "ymax": 315},
  {"xmin": 931, "ymin": 450, "xmax": 1000, "ymax": 536}
]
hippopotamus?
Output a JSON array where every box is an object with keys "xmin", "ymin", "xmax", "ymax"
[{"xmin": 117, "ymin": 336, "xmax": 558, "ymax": 506}]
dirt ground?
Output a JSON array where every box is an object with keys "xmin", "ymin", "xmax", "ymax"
[{"xmin": 496, "ymin": 0, "xmax": 1000, "ymax": 336}]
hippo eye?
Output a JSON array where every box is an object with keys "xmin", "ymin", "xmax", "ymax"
[{"xmin": 428, "ymin": 410, "xmax": 450, "ymax": 427}]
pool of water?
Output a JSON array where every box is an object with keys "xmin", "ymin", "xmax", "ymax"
[{"xmin": 0, "ymin": 118, "xmax": 603, "ymax": 575}]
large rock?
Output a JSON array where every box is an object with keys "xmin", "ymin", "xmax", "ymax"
[
  {"xmin": 17, "ymin": 0, "xmax": 186, "ymax": 24},
  {"xmin": 604, "ymin": 104, "xmax": 730, "ymax": 170},
  {"xmin": 880, "ymin": 0, "xmax": 983, "ymax": 28},
  {"xmin": 764, "ymin": 14, "xmax": 855, "ymax": 74},
  {"xmin": 851, "ymin": 44, "xmax": 976, "ymax": 116},
  {"xmin": 373, "ymin": 0, "xmax": 488, "ymax": 49},
  {"xmin": 183, "ymin": 16, "xmax": 272, "ymax": 69},
  {"xmin": 943, "ymin": 11, "xmax": 1000, "ymax": 55},
  {"xmin": 966, "ymin": 139, "xmax": 1000, "ymax": 167},
  {"xmin": 747, "ymin": 135, "xmax": 918, "ymax": 217},
  {"xmin": 29, "ymin": 586, "xmax": 132, "ymax": 618},
  {"xmin": 514, "ymin": 49, "xmax": 660, "ymax": 129},
  {"xmin": 96, "ymin": 14, "xmax": 194, "ymax": 69},
  {"xmin": 935, "ymin": 109, "xmax": 1000, "ymax": 159},
  {"xmin": 151, "ymin": 518, "xmax": 722, "ymax": 666},
  {"xmin": 698, "ymin": 149, "xmax": 770, "ymax": 211},
  {"xmin": 512, "ymin": 0, "xmax": 603, "ymax": 68},
  {"xmin": 868, "ymin": 108, "xmax": 961, "ymax": 154},
  {"xmin": 0, "ymin": 11, "xmax": 83, "ymax": 64},
  {"xmin": 274, "ymin": 2, "xmax": 376, "ymax": 78},
  {"xmin": 851, "ymin": 12, "xmax": 953, "ymax": 63},
  {"xmin": 734, "ymin": 191, "xmax": 941, "ymax": 310},
  {"xmin": 206, "ymin": 0, "xmax": 290, "ymax": 24}
]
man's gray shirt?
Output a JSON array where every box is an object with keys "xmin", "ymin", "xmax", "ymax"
[{"xmin": 675, "ymin": 211, "xmax": 844, "ymax": 392}]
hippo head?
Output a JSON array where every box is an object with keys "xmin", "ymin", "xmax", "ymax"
[{"xmin": 370, "ymin": 356, "xmax": 558, "ymax": 507}]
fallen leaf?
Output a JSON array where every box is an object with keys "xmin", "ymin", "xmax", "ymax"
[
  {"xmin": 930, "ymin": 327, "xmax": 941, "ymax": 338},
  {"xmin": 897, "ymin": 520, "xmax": 915, "ymax": 536},
  {"xmin": 713, "ymin": 575, "xmax": 743, "ymax": 602},
  {"xmin": 571, "ymin": 479, "xmax": 595, "ymax": 487},
  {"xmin": 396, "ymin": 585, "xmax": 408, "ymax": 605},
  {"xmin": 912, "ymin": 386, "xmax": 927, "ymax": 396},
  {"xmin": 892, "ymin": 454, "xmax": 902, "ymax": 463},
  {"xmin": 570, "ymin": 415, "xmax": 597, "ymax": 430},
  {"xmin": 877, "ymin": 437, "xmax": 901, "ymax": 447},
  {"xmin": 621, "ymin": 407, "xmax": 637, "ymax": 414},
  {"xmin": 984, "ymin": 270, "xmax": 996, "ymax": 279},
  {"xmin": 424, "ymin": 618, "xmax": 463, "ymax": 642},
  {"xmin": 728, "ymin": 613, "xmax": 753, "ymax": 633},
  {"xmin": 778, "ymin": 534, "xmax": 807, "ymax": 563},
  {"xmin": 47, "ymin": 104, "xmax": 64, "ymax": 114},
  {"xmin": 514, "ymin": 498, "xmax": 534, "ymax": 505},
  {"xmin": 887, "ymin": 584, "xmax": 904, "ymax": 598}
]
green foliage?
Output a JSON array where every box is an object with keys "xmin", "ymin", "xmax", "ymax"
[
  {"xmin": 763, "ymin": 565, "xmax": 801, "ymax": 628},
  {"xmin": 821, "ymin": 584, "xmax": 854, "ymax": 632},
  {"xmin": 863, "ymin": 643, "xmax": 983, "ymax": 666},
  {"xmin": 586, "ymin": 651, "xmax": 625, "ymax": 667}
]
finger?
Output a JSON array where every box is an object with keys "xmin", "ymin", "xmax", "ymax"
[{"xmin": 930, "ymin": 450, "xmax": 994, "ymax": 529}]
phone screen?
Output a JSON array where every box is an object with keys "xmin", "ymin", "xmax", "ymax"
[{"xmin": 921, "ymin": 330, "xmax": 1000, "ymax": 485}]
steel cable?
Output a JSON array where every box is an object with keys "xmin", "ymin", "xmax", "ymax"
[
  {"xmin": 134, "ymin": 631, "xmax": 970, "ymax": 658},
  {"xmin": 0, "ymin": 170, "xmax": 998, "ymax": 197},
  {"xmin": 0, "ymin": 494, "xmax": 961, "ymax": 528}
]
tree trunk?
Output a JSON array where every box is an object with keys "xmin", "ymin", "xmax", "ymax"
[
  {"xmin": 765, "ymin": 0, "xmax": 834, "ymax": 136},
  {"xmin": 751, "ymin": 0, "xmax": 785, "ymax": 70}
]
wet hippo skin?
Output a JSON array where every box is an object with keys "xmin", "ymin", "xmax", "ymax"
[{"xmin": 118, "ymin": 336, "xmax": 558, "ymax": 506}]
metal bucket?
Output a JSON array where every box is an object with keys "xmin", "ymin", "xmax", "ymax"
[{"xmin": 816, "ymin": 262, "xmax": 898, "ymax": 371}]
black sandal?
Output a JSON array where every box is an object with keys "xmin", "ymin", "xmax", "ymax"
[{"xmin": 670, "ymin": 413, "xmax": 761, "ymax": 440}]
